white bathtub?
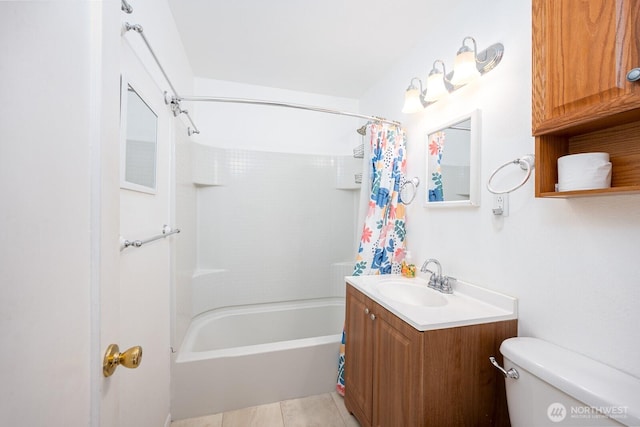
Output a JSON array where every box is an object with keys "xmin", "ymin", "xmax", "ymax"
[{"xmin": 171, "ymin": 297, "xmax": 345, "ymax": 420}]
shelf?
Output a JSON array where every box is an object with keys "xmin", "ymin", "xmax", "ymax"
[
  {"xmin": 535, "ymin": 120, "xmax": 640, "ymax": 198},
  {"xmin": 538, "ymin": 185, "xmax": 640, "ymax": 199}
]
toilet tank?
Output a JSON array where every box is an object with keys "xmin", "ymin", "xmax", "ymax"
[{"xmin": 500, "ymin": 337, "xmax": 640, "ymax": 427}]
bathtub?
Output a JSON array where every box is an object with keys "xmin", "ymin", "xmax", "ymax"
[{"xmin": 171, "ymin": 297, "xmax": 345, "ymax": 420}]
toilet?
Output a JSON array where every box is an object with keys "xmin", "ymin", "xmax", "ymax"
[{"xmin": 496, "ymin": 337, "xmax": 640, "ymax": 427}]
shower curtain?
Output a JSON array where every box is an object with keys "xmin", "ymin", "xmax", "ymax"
[{"xmin": 337, "ymin": 123, "xmax": 407, "ymax": 396}]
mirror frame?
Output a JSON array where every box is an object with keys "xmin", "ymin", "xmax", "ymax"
[
  {"xmin": 424, "ymin": 110, "xmax": 481, "ymax": 208},
  {"xmin": 119, "ymin": 75, "xmax": 158, "ymax": 194}
]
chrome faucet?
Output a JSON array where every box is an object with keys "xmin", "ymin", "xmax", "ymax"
[
  {"xmin": 420, "ymin": 258, "xmax": 455, "ymax": 294},
  {"xmin": 420, "ymin": 258, "xmax": 441, "ymax": 287}
]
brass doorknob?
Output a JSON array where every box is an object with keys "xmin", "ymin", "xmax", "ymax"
[{"xmin": 103, "ymin": 344, "xmax": 143, "ymax": 377}]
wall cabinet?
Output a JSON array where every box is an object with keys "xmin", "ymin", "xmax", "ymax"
[
  {"xmin": 344, "ymin": 284, "xmax": 517, "ymax": 427},
  {"xmin": 532, "ymin": 0, "xmax": 640, "ymax": 197}
]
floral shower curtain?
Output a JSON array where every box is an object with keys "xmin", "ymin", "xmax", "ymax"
[{"xmin": 336, "ymin": 123, "xmax": 407, "ymax": 396}]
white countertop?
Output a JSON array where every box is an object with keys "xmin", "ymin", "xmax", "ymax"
[{"xmin": 346, "ymin": 274, "xmax": 518, "ymax": 331}]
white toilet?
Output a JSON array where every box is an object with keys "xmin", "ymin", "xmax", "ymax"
[{"xmin": 495, "ymin": 337, "xmax": 640, "ymax": 427}]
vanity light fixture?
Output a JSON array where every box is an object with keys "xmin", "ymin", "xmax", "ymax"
[
  {"xmin": 401, "ymin": 36, "xmax": 504, "ymax": 113},
  {"xmin": 450, "ymin": 37, "xmax": 481, "ymax": 86},
  {"xmin": 425, "ymin": 60, "xmax": 451, "ymax": 102},
  {"xmin": 401, "ymin": 78, "xmax": 425, "ymax": 114}
]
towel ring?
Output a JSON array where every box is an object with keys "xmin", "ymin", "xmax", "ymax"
[
  {"xmin": 487, "ymin": 155, "xmax": 535, "ymax": 194},
  {"xmin": 399, "ymin": 177, "xmax": 420, "ymax": 205}
]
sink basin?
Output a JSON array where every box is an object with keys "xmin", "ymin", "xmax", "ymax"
[{"xmin": 376, "ymin": 280, "xmax": 448, "ymax": 307}]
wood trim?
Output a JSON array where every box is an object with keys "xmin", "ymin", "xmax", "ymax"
[
  {"xmin": 531, "ymin": 0, "xmax": 546, "ymax": 133},
  {"xmin": 535, "ymin": 134, "xmax": 568, "ymax": 196}
]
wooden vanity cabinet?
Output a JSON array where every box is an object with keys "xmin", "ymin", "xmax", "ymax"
[
  {"xmin": 344, "ymin": 284, "xmax": 516, "ymax": 427},
  {"xmin": 532, "ymin": 0, "xmax": 640, "ymax": 198}
]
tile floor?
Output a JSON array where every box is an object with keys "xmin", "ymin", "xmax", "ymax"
[{"xmin": 171, "ymin": 392, "xmax": 360, "ymax": 427}]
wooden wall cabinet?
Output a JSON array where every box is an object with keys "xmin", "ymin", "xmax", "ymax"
[
  {"xmin": 344, "ymin": 284, "xmax": 516, "ymax": 427},
  {"xmin": 532, "ymin": 0, "xmax": 640, "ymax": 197}
]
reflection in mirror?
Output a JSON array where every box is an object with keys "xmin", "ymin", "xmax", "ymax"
[
  {"xmin": 121, "ymin": 83, "xmax": 158, "ymax": 193},
  {"xmin": 425, "ymin": 110, "xmax": 480, "ymax": 207}
]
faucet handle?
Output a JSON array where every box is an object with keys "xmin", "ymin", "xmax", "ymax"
[
  {"xmin": 440, "ymin": 276, "xmax": 456, "ymax": 294},
  {"xmin": 427, "ymin": 272, "xmax": 439, "ymax": 289}
]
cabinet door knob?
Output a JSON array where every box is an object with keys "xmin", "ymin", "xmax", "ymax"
[
  {"xmin": 364, "ymin": 307, "xmax": 369, "ymax": 314},
  {"xmin": 627, "ymin": 68, "xmax": 640, "ymax": 82},
  {"xmin": 370, "ymin": 313, "xmax": 376, "ymax": 320}
]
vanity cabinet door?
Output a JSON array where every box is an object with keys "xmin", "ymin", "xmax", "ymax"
[
  {"xmin": 532, "ymin": 0, "xmax": 640, "ymax": 134},
  {"xmin": 371, "ymin": 301, "xmax": 423, "ymax": 427},
  {"xmin": 345, "ymin": 285, "xmax": 424, "ymax": 427},
  {"xmin": 344, "ymin": 285, "xmax": 374, "ymax": 426}
]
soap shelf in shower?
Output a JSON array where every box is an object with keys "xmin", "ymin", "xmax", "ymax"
[{"xmin": 353, "ymin": 144, "xmax": 364, "ymax": 159}]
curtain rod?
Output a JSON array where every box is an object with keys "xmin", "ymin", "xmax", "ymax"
[
  {"xmin": 124, "ymin": 22, "xmax": 201, "ymax": 136},
  {"xmin": 123, "ymin": 21, "xmax": 401, "ymax": 133},
  {"xmin": 173, "ymin": 96, "xmax": 401, "ymax": 127}
]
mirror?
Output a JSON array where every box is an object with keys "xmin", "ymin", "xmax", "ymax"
[
  {"xmin": 424, "ymin": 110, "xmax": 480, "ymax": 207},
  {"xmin": 120, "ymin": 79, "xmax": 158, "ymax": 193}
]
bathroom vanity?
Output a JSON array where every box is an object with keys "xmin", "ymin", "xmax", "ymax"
[{"xmin": 344, "ymin": 275, "xmax": 517, "ymax": 427}]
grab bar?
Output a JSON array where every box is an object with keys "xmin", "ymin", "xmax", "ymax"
[{"xmin": 120, "ymin": 225, "xmax": 181, "ymax": 251}]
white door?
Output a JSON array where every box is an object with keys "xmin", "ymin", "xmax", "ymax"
[
  {"xmin": 113, "ymin": 53, "xmax": 173, "ymax": 426},
  {"xmin": 102, "ymin": 5, "xmax": 173, "ymax": 426}
]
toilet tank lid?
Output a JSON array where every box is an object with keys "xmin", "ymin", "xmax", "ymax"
[{"xmin": 500, "ymin": 337, "xmax": 640, "ymax": 426}]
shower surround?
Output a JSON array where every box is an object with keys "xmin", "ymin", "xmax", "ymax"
[
  {"xmin": 172, "ymin": 142, "xmax": 360, "ymax": 417},
  {"xmin": 196, "ymin": 148, "xmax": 359, "ymax": 308}
]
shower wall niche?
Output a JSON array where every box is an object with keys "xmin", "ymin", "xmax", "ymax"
[{"xmin": 191, "ymin": 144, "xmax": 360, "ymax": 314}]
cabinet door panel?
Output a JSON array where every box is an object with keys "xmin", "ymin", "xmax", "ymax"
[
  {"xmin": 372, "ymin": 305, "xmax": 423, "ymax": 427},
  {"xmin": 533, "ymin": 0, "xmax": 640, "ymax": 134},
  {"xmin": 344, "ymin": 287, "xmax": 373, "ymax": 426}
]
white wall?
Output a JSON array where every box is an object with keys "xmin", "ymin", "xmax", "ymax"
[
  {"xmin": 360, "ymin": 0, "xmax": 640, "ymax": 378},
  {"xmin": 0, "ymin": 2, "xmax": 119, "ymax": 426}
]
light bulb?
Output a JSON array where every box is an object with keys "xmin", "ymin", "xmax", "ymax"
[
  {"xmin": 451, "ymin": 50, "xmax": 480, "ymax": 86},
  {"xmin": 425, "ymin": 71, "xmax": 448, "ymax": 102},
  {"xmin": 402, "ymin": 88, "xmax": 424, "ymax": 114}
]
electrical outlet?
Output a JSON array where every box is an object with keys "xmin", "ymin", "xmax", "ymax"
[{"xmin": 493, "ymin": 193, "xmax": 509, "ymax": 216}]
